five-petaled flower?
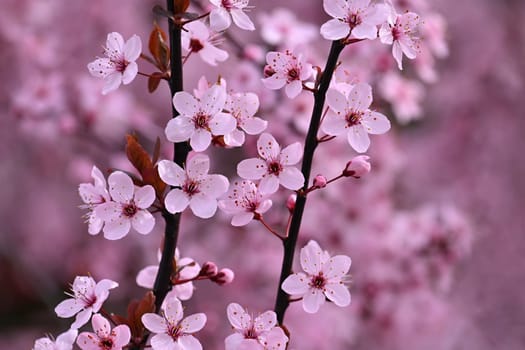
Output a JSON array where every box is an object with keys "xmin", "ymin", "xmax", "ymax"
[
  {"xmin": 262, "ymin": 50, "xmax": 312, "ymax": 99},
  {"xmin": 76, "ymin": 314, "xmax": 131, "ymax": 350},
  {"xmin": 141, "ymin": 297, "xmax": 207, "ymax": 350},
  {"xmin": 79, "ymin": 166, "xmax": 110, "ymax": 235},
  {"xmin": 218, "ymin": 179, "xmax": 272, "ymax": 226},
  {"xmin": 225, "ymin": 303, "xmax": 288, "ymax": 350},
  {"xmin": 55, "ymin": 276, "xmax": 118, "ymax": 329},
  {"xmin": 379, "ymin": 8, "xmax": 421, "ymax": 70},
  {"xmin": 182, "ymin": 21, "xmax": 229, "ymax": 66},
  {"xmin": 209, "ymin": 0, "xmax": 255, "ymax": 32},
  {"xmin": 94, "ymin": 171, "xmax": 156, "ymax": 240},
  {"xmin": 281, "ymin": 240, "xmax": 352, "ymax": 314},
  {"xmin": 33, "ymin": 329, "xmax": 78, "ymax": 350},
  {"xmin": 223, "ymin": 92, "xmax": 267, "ymax": 147},
  {"xmin": 237, "ymin": 133, "xmax": 304, "ymax": 194},
  {"xmin": 320, "ymin": 0, "xmax": 388, "ymax": 40},
  {"xmin": 87, "ymin": 32, "xmax": 141, "ymax": 95},
  {"xmin": 136, "ymin": 249, "xmax": 201, "ymax": 301},
  {"xmin": 322, "ymin": 82, "xmax": 390, "ymax": 153},
  {"xmin": 158, "ymin": 154, "xmax": 229, "ymax": 219},
  {"xmin": 165, "ymin": 84, "xmax": 237, "ymax": 152}
]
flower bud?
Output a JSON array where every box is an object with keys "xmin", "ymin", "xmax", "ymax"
[
  {"xmin": 343, "ymin": 155, "xmax": 371, "ymax": 178},
  {"xmin": 286, "ymin": 194, "xmax": 296, "ymax": 213},
  {"xmin": 313, "ymin": 174, "xmax": 327, "ymax": 189},
  {"xmin": 200, "ymin": 261, "xmax": 218, "ymax": 277},
  {"xmin": 212, "ymin": 268, "xmax": 235, "ymax": 285},
  {"xmin": 263, "ymin": 64, "xmax": 276, "ymax": 78}
]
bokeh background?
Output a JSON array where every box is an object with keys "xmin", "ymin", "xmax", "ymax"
[{"xmin": 1, "ymin": 0, "xmax": 524, "ymax": 349}]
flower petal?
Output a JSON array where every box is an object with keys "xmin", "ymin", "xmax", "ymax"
[
  {"xmin": 123, "ymin": 34, "xmax": 142, "ymax": 62},
  {"xmin": 199, "ymin": 174, "xmax": 229, "ymax": 198},
  {"xmin": 190, "ymin": 129, "xmax": 212, "ymax": 152},
  {"xmin": 131, "ymin": 210, "xmax": 155, "ymax": 234},
  {"xmin": 361, "ymin": 111, "xmax": 391, "ymax": 134},
  {"xmin": 285, "ymin": 80, "xmax": 302, "ymax": 99},
  {"xmin": 164, "ymin": 297, "xmax": 184, "ymax": 325},
  {"xmin": 325, "ymin": 283, "xmax": 351, "ymax": 307},
  {"xmin": 112, "ymin": 324, "xmax": 132, "ymax": 347},
  {"xmin": 300, "ymin": 240, "xmax": 323, "ymax": 275},
  {"xmin": 136, "ymin": 265, "xmax": 158, "ymax": 289},
  {"xmin": 164, "ymin": 189, "xmax": 190, "ymax": 214},
  {"xmin": 321, "ymin": 112, "xmax": 347, "ymax": 136},
  {"xmin": 242, "ymin": 117, "xmax": 267, "ymax": 135},
  {"xmin": 103, "ymin": 217, "xmax": 131, "ymax": 240},
  {"xmin": 302, "ymin": 289, "xmax": 325, "ymax": 314},
  {"xmin": 347, "ymin": 125, "xmax": 370, "ymax": 153},
  {"xmin": 135, "ymin": 185, "xmax": 155, "ymax": 209},
  {"xmin": 257, "ymin": 133, "xmax": 280, "ymax": 159},
  {"xmin": 92, "ymin": 314, "xmax": 111, "ymax": 339},
  {"xmin": 102, "ymin": 73, "xmax": 122, "ymax": 95},
  {"xmin": 226, "ymin": 303, "xmax": 251, "ymax": 330},
  {"xmin": 202, "ymin": 85, "xmax": 227, "ymax": 116},
  {"xmin": 254, "ymin": 311, "xmax": 277, "ymax": 332},
  {"xmin": 187, "ymin": 154, "xmax": 210, "ymax": 180},
  {"xmin": 87, "ymin": 58, "xmax": 114, "ymax": 78},
  {"xmin": 348, "ymin": 83, "xmax": 373, "ymax": 112},
  {"xmin": 158, "ymin": 160, "xmax": 185, "ymax": 187},
  {"xmin": 320, "ymin": 19, "xmax": 349, "ymax": 41},
  {"xmin": 173, "ymin": 91, "xmax": 199, "ymax": 117},
  {"xmin": 150, "ymin": 333, "xmax": 175, "ymax": 350},
  {"xmin": 231, "ymin": 9, "xmax": 255, "ymax": 31},
  {"xmin": 210, "ymin": 113, "xmax": 237, "ymax": 135},
  {"xmin": 108, "ymin": 171, "xmax": 134, "ymax": 203},
  {"xmin": 237, "ymin": 158, "xmax": 267, "ymax": 180},
  {"xmin": 76, "ymin": 331, "xmax": 99, "ymax": 350},
  {"xmin": 326, "ymin": 88, "xmax": 347, "ymax": 113},
  {"xmin": 180, "ymin": 313, "xmax": 207, "ymax": 333},
  {"xmin": 165, "ymin": 116, "xmax": 194, "ymax": 143},
  {"xmin": 278, "ymin": 167, "xmax": 304, "ymax": 190},
  {"xmin": 55, "ymin": 298, "xmax": 83, "ymax": 318},
  {"xmin": 189, "ymin": 194, "xmax": 218, "ymax": 219},
  {"xmin": 258, "ymin": 175, "xmax": 280, "ymax": 195},
  {"xmin": 106, "ymin": 32, "xmax": 124, "ymax": 53},
  {"xmin": 281, "ymin": 273, "xmax": 309, "ymax": 295},
  {"xmin": 122, "ymin": 61, "xmax": 138, "ymax": 85},
  {"xmin": 210, "ymin": 7, "xmax": 231, "ymax": 32},
  {"xmin": 178, "ymin": 335, "xmax": 203, "ymax": 350},
  {"xmin": 324, "ymin": 255, "xmax": 352, "ymax": 279},
  {"xmin": 280, "ymin": 142, "xmax": 302, "ymax": 166},
  {"xmin": 141, "ymin": 313, "xmax": 167, "ymax": 334},
  {"xmin": 71, "ymin": 308, "xmax": 93, "ymax": 329},
  {"xmin": 231, "ymin": 212, "xmax": 254, "ymax": 226}
]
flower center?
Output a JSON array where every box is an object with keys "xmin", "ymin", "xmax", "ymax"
[
  {"xmin": 244, "ymin": 325, "xmax": 259, "ymax": 339},
  {"xmin": 345, "ymin": 111, "xmax": 362, "ymax": 127},
  {"xmin": 310, "ymin": 272, "xmax": 327, "ymax": 290},
  {"xmin": 287, "ymin": 67, "xmax": 299, "ymax": 82},
  {"xmin": 221, "ymin": 0, "xmax": 233, "ymax": 10},
  {"xmin": 184, "ymin": 180, "xmax": 200, "ymax": 196},
  {"xmin": 190, "ymin": 38, "xmax": 204, "ymax": 52},
  {"xmin": 267, "ymin": 161, "xmax": 283, "ymax": 175},
  {"xmin": 193, "ymin": 113, "xmax": 210, "ymax": 130},
  {"xmin": 100, "ymin": 338, "xmax": 114, "ymax": 350},
  {"xmin": 392, "ymin": 26, "xmax": 402, "ymax": 41},
  {"xmin": 168, "ymin": 325, "xmax": 182, "ymax": 341},
  {"xmin": 347, "ymin": 13, "xmax": 362, "ymax": 29},
  {"xmin": 122, "ymin": 203, "xmax": 138, "ymax": 217}
]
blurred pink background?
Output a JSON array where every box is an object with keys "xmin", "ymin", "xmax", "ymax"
[{"xmin": 1, "ymin": 0, "xmax": 524, "ymax": 349}]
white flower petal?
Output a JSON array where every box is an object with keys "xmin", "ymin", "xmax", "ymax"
[
  {"xmin": 202, "ymin": 85, "xmax": 227, "ymax": 116},
  {"xmin": 164, "ymin": 189, "xmax": 190, "ymax": 214},
  {"xmin": 189, "ymin": 194, "xmax": 218, "ymax": 219},
  {"xmin": 348, "ymin": 83, "xmax": 373, "ymax": 112},
  {"xmin": 210, "ymin": 113, "xmax": 237, "ymax": 135},
  {"xmin": 200, "ymin": 44, "xmax": 228, "ymax": 66},
  {"xmin": 324, "ymin": 283, "xmax": 351, "ymax": 307},
  {"xmin": 231, "ymin": 9, "xmax": 255, "ymax": 31},
  {"xmin": 258, "ymin": 175, "xmax": 280, "ymax": 194},
  {"xmin": 103, "ymin": 217, "xmax": 131, "ymax": 240},
  {"xmin": 257, "ymin": 133, "xmax": 280, "ymax": 159},
  {"xmin": 231, "ymin": 212, "xmax": 254, "ymax": 226},
  {"xmin": 106, "ymin": 32, "xmax": 124, "ymax": 52},
  {"xmin": 323, "ymin": 0, "xmax": 347, "ymax": 18},
  {"xmin": 302, "ymin": 289, "xmax": 325, "ymax": 314},
  {"xmin": 122, "ymin": 61, "xmax": 138, "ymax": 85},
  {"xmin": 55, "ymin": 298, "xmax": 83, "ymax": 318},
  {"xmin": 102, "ymin": 73, "xmax": 122, "ymax": 95},
  {"xmin": 237, "ymin": 158, "xmax": 267, "ymax": 180},
  {"xmin": 131, "ymin": 210, "xmax": 155, "ymax": 234},
  {"xmin": 210, "ymin": 7, "xmax": 231, "ymax": 32},
  {"xmin": 254, "ymin": 311, "xmax": 277, "ymax": 332},
  {"xmin": 165, "ymin": 116, "xmax": 194, "ymax": 143},
  {"xmin": 199, "ymin": 174, "xmax": 229, "ymax": 198},
  {"xmin": 326, "ymin": 88, "xmax": 347, "ymax": 113},
  {"xmin": 347, "ymin": 125, "xmax": 370, "ymax": 153},
  {"xmin": 135, "ymin": 185, "xmax": 155, "ymax": 209},
  {"xmin": 324, "ymin": 255, "xmax": 352, "ymax": 279},
  {"xmin": 224, "ymin": 129, "xmax": 245, "ymax": 147},
  {"xmin": 71, "ymin": 308, "xmax": 92, "ymax": 329},
  {"xmin": 320, "ymin": 19, "xmax": 350, "ymax": 41},
  {"xmin": 173, "ymin": 92, "xmax": 199, "ymax": 117},
  {"xmin": 123, "ymin": 34, "xmax": 142, "ymax": 62},
  {"xmin": 187, "ymin": 154, "xmax": 210, "ymax": 180},
  {"xmin": 108, "ymin": 171, "xmax": 134, "ymax": 203},
  {"xmin": 158, "ymin": 160, "xmax": 185, "ymax": 187},
  {"xmin": 87, "ymin": 58, "xmax": 114, "ymax": 78},
  {"xmin": 241, "ymin": 117, "xmax": 267, "ymax": 135},
  {"xmin": 280, "ymin": 142, "xmax": 303, "ymax": 166},
  {"xmin": 262, "ymin": 75, "xmax": 286, "ymax": 90},
  {"xmin": 300, "ymin": 240, "xmax": 323, "ymax": 274},
  {"xmin": 321, "ymin": 112, "xmax": 347, "ymax": 136},
  {"xmin": 136, "ymin": 265, "xmax": 158, "ymax": 289},
  {"xmin": 278, "ymin": 167, "xmax": 304, "ymax": 190},
  {"xmin": 227, "ymin": 303, "xmax": 252, "ymax": 330},
  {"xmin": 362, "ymin": 111, "xmax": 391, "ymax": 134},
  {"xmin": 285, "ymin": 80, "xmax": 302, "ymax": 99},
  {"xmin": 150, "ymin": 333, "xmax": 175, "ymax": 350},
  {"xmin": 190, "ymin": 129, "xmax": 212, "ymax": 152},
  {"xmin": 352, "ymin": 23, "xmax": 379, "ymax": 40},
  {"xmin": 92, "ymin": 314, "xmax": 111, "ymax": 338},
  {"xmin": 178, "ymin": 335, "xmax": 203, "ymax": 350},
  {"xmin": 180, "ymin": 313, "xmax": 207, "ymax": 333}
]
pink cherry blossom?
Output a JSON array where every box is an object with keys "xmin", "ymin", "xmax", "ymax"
[
  {"xmin": 211, "ymin": 268, "xmax": 235, "ymax": 285},
  {"xmin": 379, "ymin": 9, "xmax": 421, "ymax": 70},
  {"xmin": 136, "ymin": 249, "xmax": 201, "ymax": 301},
  {"xmin": 54, "ymin": 276, "xmax": 118, "ymax": 329},
  {"xmin": 33, "ymin": 329, "xmax": 78, "ymax": 350},
  {"xmin": 343, "ymin": 155, "xmax": 372, "ymax": 178},
  {"xmin": 79, "ymin": 166, "xmax": 110, "ymax": 235},
  {"xmin": 94, "ymin": 171, "xmax": 156, "ymax": 240},
  {"xmin": 209, "ymin": 0, "xmax": 255, "ymax": 32},
  {"xmin": 218, "ymin": 179, "xmax": 272, "ymax": 226},
  {"xmin": 258, "ymin": 8, "xmax": 317, "ymax": 48},
  {"xmin": 76, "ymin": 314, "xmax": 130, "ymax": 350},
  {"xmin": 379, "ymin": 72, "xmax": 424, "ymax": 123},
  {"xmin": 87, "ymin": 32, "xmax": 141, "ymax": 95},
  {"xmin": 223, "ymin": 92, "xmax": 267, "ymax": 147},
  {"xmin": 225, "ymin": 303, "xmax": 288, "ymax": 350},
  {"xmin": 165, "ymin": 84, "xmax": 236, "ymax": 152},
  {"xmin": 262, "ymin": 50, "xmax": 312, "ymax": 99},
  {"xmin": 281, "ymin": 240, "xmax": 352, "ymax": 314},
  {"xmin": 322, "ymin": 82, "xmax": 390, "ymax": 153},
  {"xmin": 182, "ymin": 21, "xmax": 228, "ymax": 66},
  {"xmin": 158, "ymin": 154, "xmax": 229, "ymax": 219},
  {"xmin": 237, "ymin": 133, "xmax": 304, "ymax": 194},
  {"xmin": 320, "ymin": 0, "xmax": 388, "ymax": 40},
  {"xmin": 141, "ymin": 297, "xmax": 206, "ymax": 350}
]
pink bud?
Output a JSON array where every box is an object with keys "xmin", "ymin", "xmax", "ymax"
[
  {"xmin": 286, "ymin": 194, "xmax": 296, "ymax": 213},
  {"xmin": 263, "ymin": 64, "xmax": 276, "ymax": 78},
  {"xmin": 212, "ymin": 268, "xmax": 235, "ymax": 285},
  {"xmin": 313, "ymin": 174, "xmax": 327, "ymax": 189},
  {"xmin": 200, "ymin": 261, "xmax": 218, "ymax": 277},
  {"xmin": 343, "ymin": 155, "xmax": 371, "ymax": 178}
]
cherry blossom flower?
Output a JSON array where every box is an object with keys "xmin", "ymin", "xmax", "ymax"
[
  {"xmin": 262, "ymin": 50, "xmax": 312, "ymax": 99},
  {"xmin": 55, "ymin": 276, "xmax": 118, "ymax": 329},
  {"xmin": 379, "ymin": 72, "xmax": 424, "ymax": 123},
  {"xmin": 182, "ymin": 21, "xmax": 228, "ymax": 66},
  {"xmin": 322, "ymin": 82, "xmax": 390, "ymax": 153},
  {"xmin": 223, "ymin": 92, "xmax": 267, "ymax": 147},
  {"xmin": 76, "ymin": 314, "xmax": 130, "ymax": 350},
  {"xmin": 379, "ymin": 9, "xmax": 421, "ymax": 70},
  {"xmin": 281, "ymin": 240, "xmax": 352, "ymax": 314},
  {"xmin": 165, "ymin": 84, "xmax": 236, "ymax": 152},
  {"xmin": 33, "ymin": 329, "xmax": 78, "ymax": 350},
  {"xmin": 94, "ymin": 171, "xmax": 156, "ymax": 240},
  {"xmin": 209, "ymin": 0, "xmax": 255, "ymax": 32},
  {"xmin": 237, "ymin": 133, "xmax": 304, "ymax": 194},
  {"xmin": 320, "ymin": 0, "xmax": 388, "ymax": 40},
  {"xmin": 79, "ymin": 166, "xmax": 110, "ymax": 235},
  {"xmin": 136, "ymin": 249, "xmax": 201, "ymax": 301},
  {"xmin": 141, "ymin": 297, "xmax": 206, "ymax": 350},
  {"xmin": 158, "ymin": 154, "xmax": 229, "ymax": 219},
  {"xmin": 87, "ymin": 32, "xmax": 141, "ymax": 95},
  {"xmin": 218, "ymin": 179, "xmax": 272, "ymax": 226},
  {"xmin": 225, "ymin": 303, "xmax": 288, "ymax": 350},
  {"xmin": 343, "ymin": 155, "xmax": 372, "ymax": 178}
]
